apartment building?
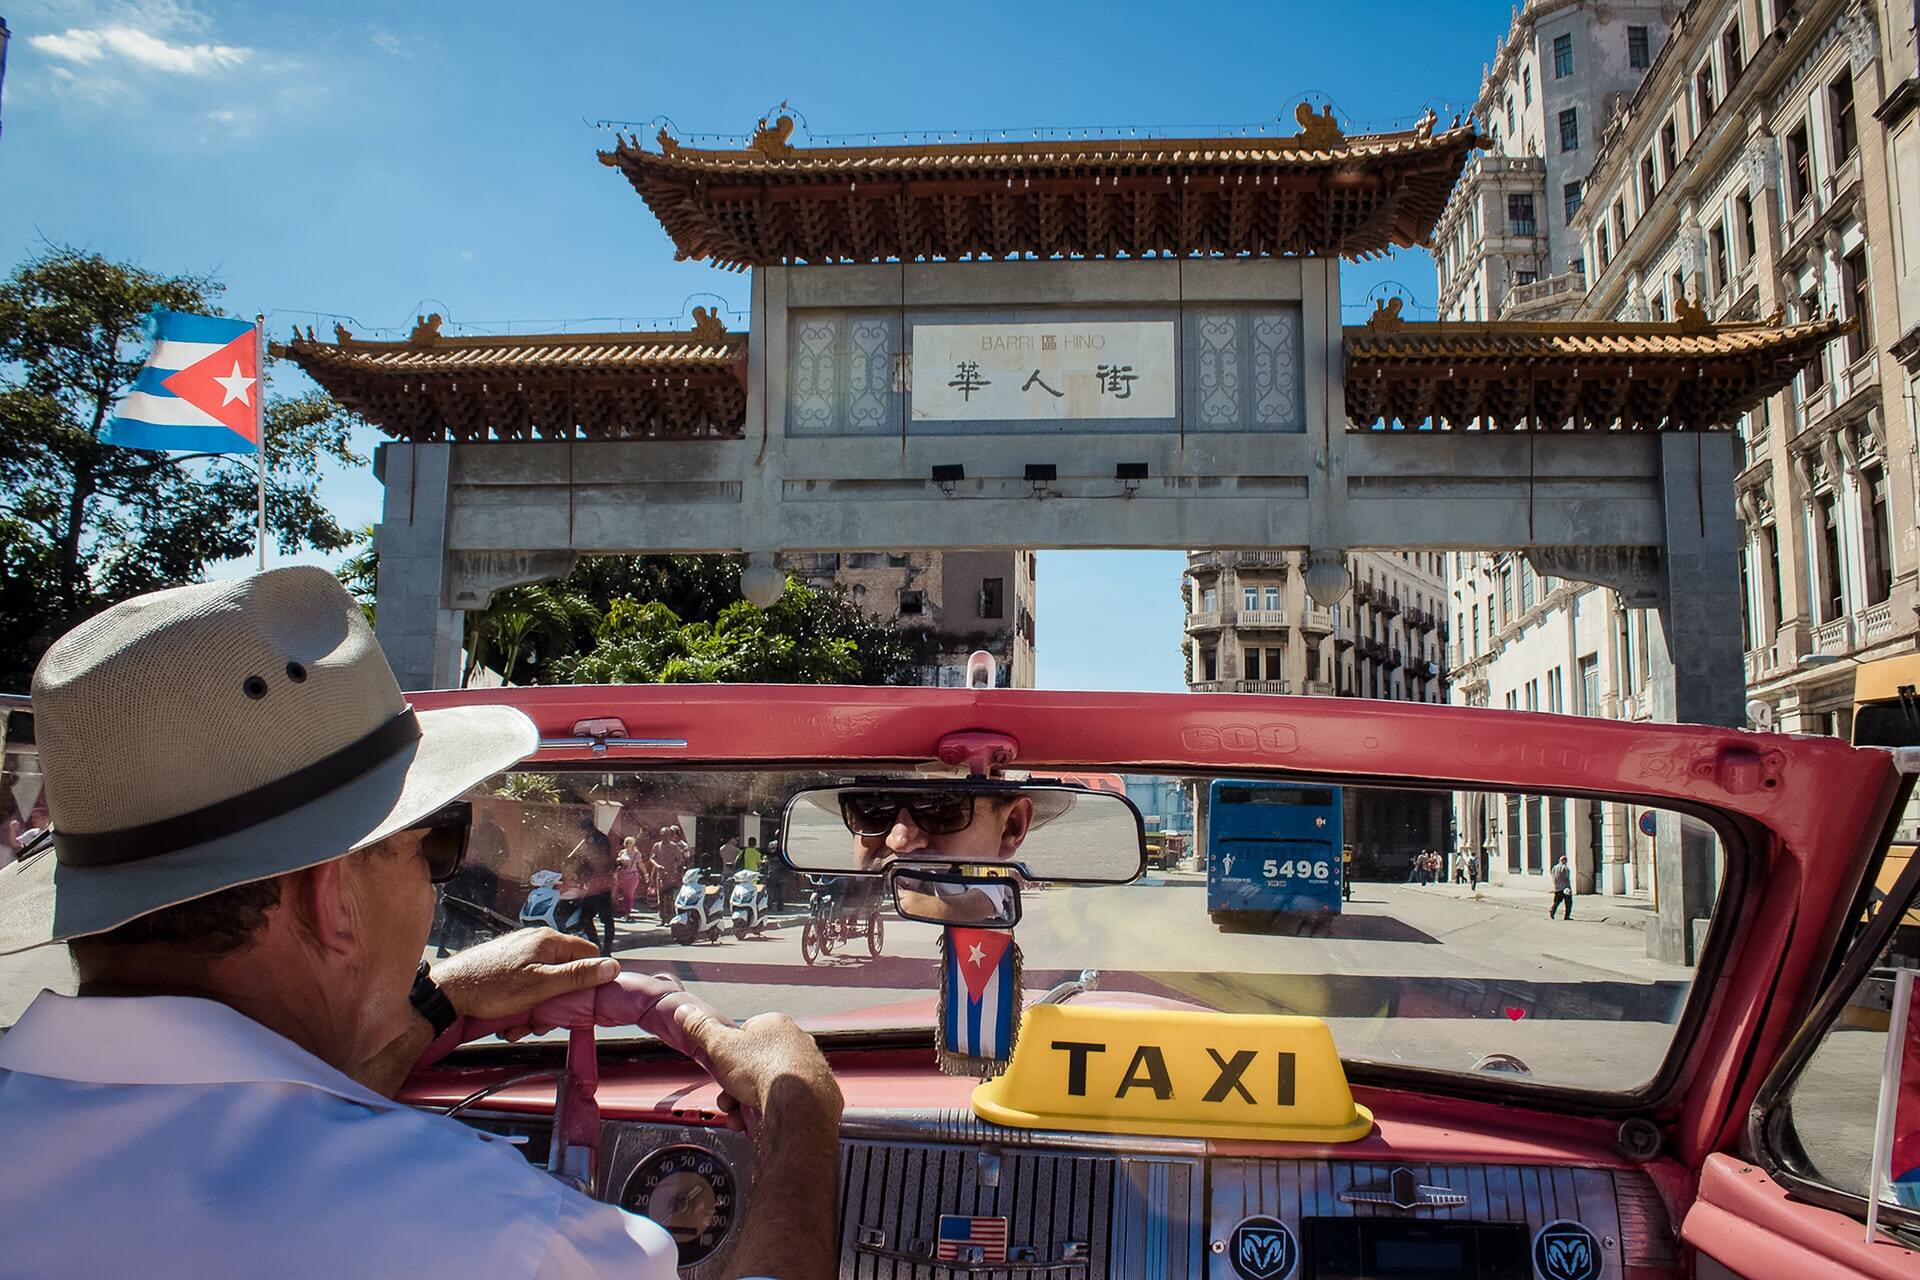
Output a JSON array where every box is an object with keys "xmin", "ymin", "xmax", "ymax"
[
  {"xmin": 1184, "ymin": 551, "xmax": 1448, "ymax": 702},
  {"xmin": 1433, "ymin": 0, "xmax": 1675, "ymax": 323},
  {"xmin": 785, "ymin": 551, "xmax": 1037, "ymax": 687},
  {"xmin": 1570, "ymin": 0, "xmax": 1918, "ymax": 735},
  {"xmin": 1442, "ymin": 0, "xmax": 1920, "ymax": 903}
]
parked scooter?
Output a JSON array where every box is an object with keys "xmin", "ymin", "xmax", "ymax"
[
  {"xmin": 669, "ymin": 867, "xmax": 728, "ymax": 945},
  {"xmin": 729, "ymin": 867, "xmax": 769, "ymax": 939},
  {"xmin": 519, "ymin": 869, "xmax": 599, "ymax": 943}
]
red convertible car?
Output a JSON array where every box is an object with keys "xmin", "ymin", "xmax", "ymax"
[{"xmin": 3, "ymin": 683, "xmax": 1917, "ymax": 1278}]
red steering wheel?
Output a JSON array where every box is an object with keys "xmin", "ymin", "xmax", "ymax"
[{"xmin": 416, "ymin": 972, "xmax": 743, "ymax": 1192}]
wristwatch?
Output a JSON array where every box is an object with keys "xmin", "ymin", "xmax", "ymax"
[{"xmin": 410, "ymin": 961, "xmax": 458, "ymax": 1038}]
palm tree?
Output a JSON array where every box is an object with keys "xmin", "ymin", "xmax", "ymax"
[{"xmin": 463, "ymin": 583, "xmax": 596, "ymax": 686}]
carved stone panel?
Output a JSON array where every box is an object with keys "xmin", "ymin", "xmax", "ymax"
[{"xmin": 444, "ymin": 550, "xmax": 580, "ymax": 609}]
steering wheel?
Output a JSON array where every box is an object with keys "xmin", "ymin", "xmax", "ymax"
[{"xmin": 416, "ymin": 972, "xmax": 742, "ymax": 1194}]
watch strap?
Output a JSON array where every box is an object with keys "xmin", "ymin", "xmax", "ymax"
[{"xmin": 409, "ymin": 961, "xmax": 458, "ymax": 1039}]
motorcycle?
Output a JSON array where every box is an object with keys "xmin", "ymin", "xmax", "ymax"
[
  {"xmin": 669, "ymin": 867, "xmax": 728, "ymax": 945},
  {"xmin": 519, "ymin": 869, "xmax": 599, "ymax": 943},
  {"xmin": 728, "ymin": 867, "xmax": 769, "ymax": 939}
]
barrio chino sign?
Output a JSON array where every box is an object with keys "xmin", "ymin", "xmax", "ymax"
[{"xmin": 911, "ymin": 321, "xmax": 1176, "ymax": 421}]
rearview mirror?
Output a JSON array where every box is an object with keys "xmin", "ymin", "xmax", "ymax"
[
  {"xmin": 780, "ymin": 781, "xmax": 1146, "ymax": 884},
  {"xmin": 888, "ymin": 867, "xmax": 1022, "ymax": 928}
]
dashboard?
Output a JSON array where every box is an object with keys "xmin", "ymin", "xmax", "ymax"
[{"xmin": 460, "ymin": 1107, "xmax": 1675, "ymax": 1279}]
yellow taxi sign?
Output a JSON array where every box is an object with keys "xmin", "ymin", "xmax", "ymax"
[{"xmin": 971, "ymin": 1004, "xmax": 1373, "ymax": 1143}]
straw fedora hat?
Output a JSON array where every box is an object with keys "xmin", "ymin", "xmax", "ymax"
[{"xmin": 0, "ymin": 566, "xmax": 537, "ymax": 955}]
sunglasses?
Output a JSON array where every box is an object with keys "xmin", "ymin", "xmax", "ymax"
[
  {"xmin": 404, "ymin": 801, "xmax": 472, "ymax": 884},
  {"xmin": 838, "ymin": 791, "xmax": 989, "ymax": 838}
]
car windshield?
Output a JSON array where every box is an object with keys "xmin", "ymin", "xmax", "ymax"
[{"xmin": 390, "ymin": 763, "xmax": 1724, "ymax": 1096}]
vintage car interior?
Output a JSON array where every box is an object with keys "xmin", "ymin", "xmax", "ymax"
[{"xmin": 4, "ymin": 684, "xmax": 1918, "ymax": 1279}]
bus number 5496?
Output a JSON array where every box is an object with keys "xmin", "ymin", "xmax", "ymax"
[{"xmin": 1262, "ymin": 860, "xmax": 1331, "ymax": 881}]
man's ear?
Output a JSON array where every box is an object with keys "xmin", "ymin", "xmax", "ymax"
[
  {"xmin": 283, "ymin": 855, "xmax": 359, "ymax": 959},
  {"xmin": 999, "ymin": 797, "xmax": 1035, "ymax": 856}
]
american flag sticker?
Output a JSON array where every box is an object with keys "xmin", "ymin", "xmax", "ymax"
[{"xmin": 935, "ymin": 1214, "xmax": 1009, "ymax": 1264}]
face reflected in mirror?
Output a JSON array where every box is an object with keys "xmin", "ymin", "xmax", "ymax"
[
  {"xmin": 839, "ymin": 789, "xmax": 1034, "ymax": 873},
  {"xmin": 888, "ymin": 868, "xmax": 1020, "ymax": 928}
]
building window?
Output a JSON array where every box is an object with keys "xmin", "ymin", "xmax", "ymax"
[
  {"xmin": 1520, "ymin": 562, "xmax": 1536, "ymax": 612},
  {"xmin": 1202, "ymin": 646, "xmax": 1218, "ymax": 682},
  {"xmin": 1244, "ymin": 585, "xmax": 1260, "ymax": 611},
  {"xmin": 1525, "ymin": 793, "xmax": 1544, "ymax": 872},
  {"xmin": 1547, "ymin": 668, "xmax": 1564, "ymax": 713},
  {"xmin": 1640, "ymin": 151, "xmax": 1658, "ymax": 208},
  {"xmin": 1578, "ymin": 654, "xmax": 1600, "ymax": 715},
  {"xmin": 1628, "ymin": 25, "xmax": 1650, "ymax": 69},
  {"xmin": 1865, "ymin": 466, "xmax": 1893, "ymax": 606},
  {"xmin": 1660, "ymin": 119, "xmax": 1678, "ymax": 178},
  {"xmin": 1243, "ymin": 648, "xmax": 1262, "ymax": 681},
  {"xmin": 1765, "ymin": 523, "xmax": 1783, "ymax": 634},
  {"xmin": 979, "ymin": 577, "xmax": 1004, "ymax": 619},
  {"xmin": 898, "ymin": 589, "xmax": 924, "ymax": 617},
  {"xmin": 1723, "ymin": 21, "xmax": 1743, "ymax": 82},
  {"xmin": 1558, "ymin": 107, "xmax": 1579, "ymax": 152},
  {"xmin": 1554, "ymin": 32, "xmax": 1574, "ymax": 78},
  {"xmin": 1505, "ymin": 94, "xmax": 1515, "ymax": 136},
  {"xmin": 1507, "ymin": 794, "xmax": 1523, "ymax": 872},
  {"xmin": 1786, "ymin": 123, "xmax": 1812, "ymax": 211},
  {"xmin": 1709, "ymin": 225, "xmax": 1729, "ymax": 294},
  {"xmin": 1264, "ymin": 585, "xmax": 1282, "ymax": 611},
  {"xmin": 1818, "ymin": 493, "xmax": 1846, "ymax": 623},
  {"xmin": 1522, "ymin": 66, "xmax": 1532, "ymax": 105},
  {"xmin": 1801, "ymin": 292, "xmax": 1828, "ymax": 392},
  {"xmin": 1471, "ymin": 603, "xmax": 1481, "ymax": 651},
  {"xmin": 1696, "ymin": 62, "xmax": 1716, "ymax": 125},
  {"xmin": 1736, "ymin": 190, "xmax": 1756, "ymax": 262},
  {"xmin": 1508, "ymin": 193, "xmax": 1537, "ymax": 236},
  {"xmin": 1670, "ymin": 268, "xmax": 1687, "ymax": 311},
  {"xmin": 1201, "ymin": 587, "xmax": 1218, "ymax": 612},
  {"xmin": 1831, "ymin": 71, "xmax": 1857, "ymax": 163},
  {"xmin": 1516, "ymin": 269, "xmax": 1538, "ymax": 286},
  {"xmin": 1564, "ymin": 180, "xmax": 1583, "ymax": 221},
  {"xmin": 1500, "ymin": 568, "xmax": 1514, "ymax": 621},
  {"xmin": 1843, "ymin": 247, "xmax": 1873, "ymax": 361}
]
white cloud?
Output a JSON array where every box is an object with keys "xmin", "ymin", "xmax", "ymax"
[
  {"xmin": 369, "ymin": 27, "xmax": 409, "ymax": 58},
  {"xmin": 30, "ymin": 22, "xmax": 249, "ymax": 75}
]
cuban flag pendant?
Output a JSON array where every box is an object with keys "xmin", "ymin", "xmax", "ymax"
[{"xmin": 937, "ymin": 925, "xmax": 1022, "ymax": 1079}]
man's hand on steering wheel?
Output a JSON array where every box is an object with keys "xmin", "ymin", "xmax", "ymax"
[{"xmin": 431, "ymin": 928, "xmax": 620, "ymax": 1032}]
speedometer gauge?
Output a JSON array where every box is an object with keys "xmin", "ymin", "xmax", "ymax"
[{"xmin": 620, "ymin": 1144, "xmax": 736, "ymax": 1268}]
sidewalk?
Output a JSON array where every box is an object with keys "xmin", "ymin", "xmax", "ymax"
[{"xmin": 1404, "ymin": 879, "xmax": 1658, "ymax": 931}]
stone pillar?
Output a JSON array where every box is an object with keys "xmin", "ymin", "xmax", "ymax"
[
  {"xmin": 373, "ymin": 442, "xmax": 464, "ymax": 691},
  {"xmin": 1646, "ymin": 432, "xmax": 1743, "ymax": 963}
]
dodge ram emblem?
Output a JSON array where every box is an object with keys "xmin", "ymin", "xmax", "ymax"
[
  {"xmin": 1532, "ymin": 1220, "xmax": 1602, "ymax": 1280},
  {"xmin": 1226, "ymin": 1215, "xmax": 1297, "ymax": 1280}
]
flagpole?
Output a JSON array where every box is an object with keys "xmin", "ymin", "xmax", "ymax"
[
  {"xmin": 1867, "ymin": 966, "xmax": 1914, "ymax": 1242},
  {"xmin": 254, "ymin": 312, "xmax": 267, "ymax": 570}
]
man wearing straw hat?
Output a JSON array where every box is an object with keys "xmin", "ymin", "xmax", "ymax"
[{"xmin": 0, "ymin": 568, "xmax": 842, "ymax": 1279}]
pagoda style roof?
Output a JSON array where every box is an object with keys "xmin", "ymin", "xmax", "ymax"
[
  {"xmin": 1344, "ymin": 299, "xmax": 1848, "ymax": 430},
  {"xmin": 601, "ymin": 107, "xmax": 1484, "ymax": 268},
  {"xmin": 279, "ymin": 310, "xmax": 746, "ymax": 442}
]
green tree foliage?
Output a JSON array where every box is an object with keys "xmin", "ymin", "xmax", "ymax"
[{"xmin": 0, "ymin": 246, "xmax": 362, "ymax": 688}]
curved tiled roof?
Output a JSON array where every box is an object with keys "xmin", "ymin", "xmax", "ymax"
[
  {"xmin": 601, "ymin": 111, "xmax": 1485, "ymax": 268},
  {"xmin": 280, "ymin": 317, "xmax": 747, "ymax": 442},
  {"xmin": 1345, "ymin": 308, "xmax": 1849, "ymax": 430}
]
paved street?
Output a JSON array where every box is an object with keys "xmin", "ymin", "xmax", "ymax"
[{"xmin": 608, "ymin": 879, "xmax": 1695, "ymax": 1091}]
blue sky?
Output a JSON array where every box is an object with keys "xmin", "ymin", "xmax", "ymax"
[{"xmin": 1, "ymin": 0, "xmax": 1512, "ymax": 692}]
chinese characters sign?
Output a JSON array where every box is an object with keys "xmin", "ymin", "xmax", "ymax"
[{"xmin": 911, "ymin": 322, "xmax": 1175, "ymax": 421}]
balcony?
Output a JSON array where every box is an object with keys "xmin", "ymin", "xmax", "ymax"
[
  {"xmin": 1744, "ymin": 641, "xmax": 1783, "ymax": 685},
  {"xmin": 1192, "ymin": 679, "xmax": 1292, "ymax": 695},
  {"xmin": 1861, "ymin": 600, "xmax": 1899, "ymax": 647},
  {"xmin": 1823, "ymin": 150, "xmax": 1863, "ymax": 207},
  {"xmin": 1300, "ymin": 605, "xmax": 1338, "ymax": 634},
  {"xmin": 1381, "ymin": 594, "xmax": 1403, "ymax": 616},
  {"xmin": 1354, "ymin": 582, "xmax": 1379, "ymax": 607},
  {"xmin": 1782, "ymin": 197, "xmax": 1818, "ymax": 257},
  {"xmin": 1811, "ymin": 614, "xmax": 1854, "ymax": 656},
  {"xmin": 1388, "ymin": 647, "xmax": 1405, "ymax": 668},
  {"xmin": 1236, "ymin": 609, "xmax": 1291, "ymax": 631},
  {"xmin": 1501, "ymin": 269, "xmax": 1586, "ymax": 320},
  {"xmin": 1189, "ymin": 550, "xmax": 1292, "ymax": 574},
  {"xmin": 1836, "ymin": 351, "xmax": 1880, "ymax": 410},
  {"xmin": 1301, "ymin": 679, "xmax": 1334, "ymax": 697},
  {"xmin": 1185, "ymin": 610, "xmax": 1232, "ymax": 633}
]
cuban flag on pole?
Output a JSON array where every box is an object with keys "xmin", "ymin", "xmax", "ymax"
[
  {"xmin": 943, "ymin": 926, "xmax": 1017, "ymax": 1062},
  {"xmin": 104, "ymin": 309, "xmax": 261, "ymax": 454}
]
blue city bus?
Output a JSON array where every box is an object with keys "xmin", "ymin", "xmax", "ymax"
[{"xmin": 1206, "ymin": 779, "xmax": 1343, "ymax": 924}]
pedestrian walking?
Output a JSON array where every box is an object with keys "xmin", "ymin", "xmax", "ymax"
[
  {"xmin": 719, "ymin": 834, "xmax": 743, "ymax": 878},
  {"xmin": 615, "ymin": 837, "xmax": 643, "ymax": 919},
  {"xmin": 743, "ymin": 836, "xmax": 762, "ymax": 872},
  {"xmin": 651, "ymin": 825, "xmax": 689, "ymax": 922},
  {"xmin": 1549, "ymin": 855, "xmax": 1574, "ymax": 920},
  {"xmin": 1468, "ymin": 850, "xmax": 1480, "ymax": 890}
]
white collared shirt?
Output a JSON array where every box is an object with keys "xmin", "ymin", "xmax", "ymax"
[{"xmin": 0, "ymin": 992, "xmax": 679, "ymax": 1279}]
